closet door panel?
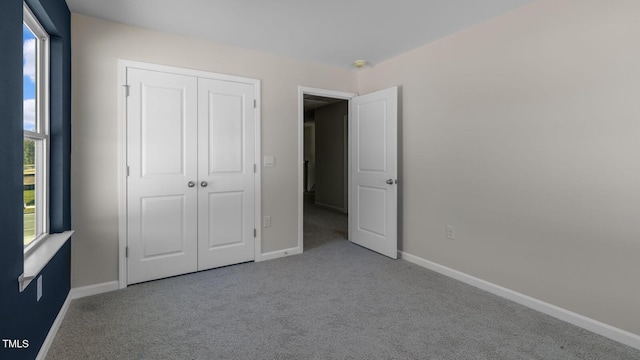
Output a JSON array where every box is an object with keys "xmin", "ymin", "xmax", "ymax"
[
  {"xmin": 127, "ymin": 68, "xmax": 199, "ymax": 284},
  {"xmin": 197, "ymin": 78, "xmax": 256, "ymax": 270}
]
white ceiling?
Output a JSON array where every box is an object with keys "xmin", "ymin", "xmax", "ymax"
[{"xmin": 64, "ymin": 0, "xmax": 534, "ymax": 69}]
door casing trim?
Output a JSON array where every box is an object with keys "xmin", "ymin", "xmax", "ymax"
[{"xmin": 117, "ymin": 60, "xmax": 262, "ymax": 289}]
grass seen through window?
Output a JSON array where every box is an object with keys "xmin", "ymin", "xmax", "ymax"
[{"xmin": 24, "ymin": 139, "xmax": 36, "ymax": 245}]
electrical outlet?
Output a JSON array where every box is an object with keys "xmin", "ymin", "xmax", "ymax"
[
  {"xmin": 37, "ymin": 275, "xmax": 42, "ymax": 302},
  {"xmin": 264, "ymin": 216, "xmax": 272, "ymax": 228},
  {"xmin": 446, "ymin": 225, "xmax": 455, "ymax": 240}
]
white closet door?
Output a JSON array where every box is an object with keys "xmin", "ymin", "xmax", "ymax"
[
  {"xmin": 197, "ymin": 78, "xmax": 256, "ymax": 270},
  {"xmin": 127, "ymin": 68, "xmax": 199, "ymax": 284},
  {"xmin": 349, "ymin": 87, "xmax": 398, "ymax": 259}
]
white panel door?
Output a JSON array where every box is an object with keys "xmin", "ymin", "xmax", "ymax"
[
  {"xmin": 197, "ymin": 78, "xmax": 256, "ymax": 270},
  {"xmin": 127, "ymin": 68, "xmax": 199, "ymax": 284},
  {"xmin": 349, "ymin": 87, "xmax": 398, "ymax": 259}
]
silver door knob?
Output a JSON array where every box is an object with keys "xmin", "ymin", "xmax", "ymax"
[
  {"xmin": 188, "ymin": 181, "xmax": 195, "ymax": 188},
  {"xmin": 386, "ymin": 179, "xmax": 394, "ymax": 185},
  {"xmin": 201, "ymin": 181, "xmax": 208, "ymax": 187}
]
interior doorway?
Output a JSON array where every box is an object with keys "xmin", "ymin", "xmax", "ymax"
[
  {"xmin": 298, "ymin": 86, "xmax": 399, "ymax": 258},
  {"xmin": 303, "ymin": 95, "xmax": 348, "ymax": 249},
  {"xmin": 297, "ymin": 87, "xmax": 356, "ymax": 252}
]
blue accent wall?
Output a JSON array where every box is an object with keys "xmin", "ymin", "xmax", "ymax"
[{"xmin": 0, "ymin": 0, "xmax": 71, "ymax": 359}]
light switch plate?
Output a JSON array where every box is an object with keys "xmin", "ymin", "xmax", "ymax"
[{"xmin": 264, "ymin": 156, "xmax": 275, "ymax": 167}]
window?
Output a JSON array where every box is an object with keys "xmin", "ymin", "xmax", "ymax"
[{"xmin": 23, "ymin": 4, "xmax": 49, "ymax": 251}]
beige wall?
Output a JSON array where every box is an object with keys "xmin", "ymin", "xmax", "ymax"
[
  {"xmin": 70, "ymin": 14, "xmax": 357, "ymax": 287},
  {"xmin": 314, "ymin": 102, "xmax": 348, "ymax": 211},
  {"xmin": 358, "ymin": 0, "xmax": 640, "ymax": 335}
]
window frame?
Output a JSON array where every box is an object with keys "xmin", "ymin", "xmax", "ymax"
[{"xmin": 23, "ymin": 3, "xmax": 50, "ymax": 255}]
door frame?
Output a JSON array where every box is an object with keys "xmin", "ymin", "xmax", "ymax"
[
  {"xmin": 118, "ymin": 60, "xmax": 262, "ymax": 289},
  {"xmin": 297, "ymin": 86, "xmax": 357, "ymax": 253}
]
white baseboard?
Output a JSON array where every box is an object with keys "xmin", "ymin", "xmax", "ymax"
[
  {"xmin": 35, "ymin": 292, "xmax": 71, "ymax": 360},
  {"xmin": 399, "ymin": 251, "xmax": 640, "ymax": 351},
  {"xmin": 258, "ymin": 246, "xmax": 302, "ymax": 262},
  {"xmin": 70, "ymin": 280, "xmax": 119, "ymax": 299}
]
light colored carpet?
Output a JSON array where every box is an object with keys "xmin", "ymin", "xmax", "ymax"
[{"xmin": 47, "ymin": 203, "xmax": 640, "ymax": 359}]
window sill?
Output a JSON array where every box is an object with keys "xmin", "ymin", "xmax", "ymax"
[{"xmin": 19, "ymin": 230, "xmax": 74, "ymax": 292}]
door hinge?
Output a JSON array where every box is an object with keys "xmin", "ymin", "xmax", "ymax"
[
  {"xmin": 123, "ymin": 84, "xmax": 130, "ymax": 97},
  {"xmin": 254, "ymin": 164, "xmax": 257, "ymax": 173},
  {"xmin": 126, "ymin": 166, "xmax": 130, "ymax": 176},
  {"xmin": 254, "ymin": 229, "xmax": 257, "ymax": 238},
  {"xmin": 253, "ymin": 99, "xmax": 257, "ymax": 108},
  {"xmin": 125, "ymin": 246, "xmax": 129, "ymax": 258}
]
